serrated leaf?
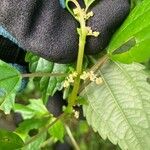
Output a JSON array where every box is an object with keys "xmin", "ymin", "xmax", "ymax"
[
  {"xmin": 81, "ymin": 60, "xmax": 150, "ymax": 150},
  {"xmin": 25, "ymin": 52, "xmax": 70, "ymax": 102},
  {"xmin": 108, "ymin": 0, "xmax": 150, "ymax": 63},
  {"xmin": 13, "ymin": 99, "xmax": 49, "ymax": 119},
  {"xmin": 0, "ymin": 60, "xmax": 22, "ymax": 114},
  {"xmin": 0, "ymin": 129, "xmax": 24, "ymax": 149}
]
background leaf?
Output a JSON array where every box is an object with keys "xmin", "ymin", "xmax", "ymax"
[
  {"xmin": 0, "ymin": 60, "xmax": 22, "ymax": 114},
  {"xmin": 108, "ymin": 0, "xmax": 150, "ymax": 63},
  {"xmin": 81, "ymin": 60, "xmax": 150, "ymax": 150},
  {"xmin": 13, "ymin": 99, "xmax": 49, "ymax": 119},
  {"xmin": 0, "ymin": 129, "xmax": 24, "ymax": 149},
  {"xmin": 26, "ymin": 52, "xmax": 71, "ymax": 103}
]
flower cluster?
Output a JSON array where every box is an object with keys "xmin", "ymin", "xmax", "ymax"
[
  {"xmin": 63, "ymin": 72, "xmax": 78, "ymax": 88},
  {"xmin": 73, "ymin": 109, "xmax": 80, "ymax": 119},
  {"xmin": 80, "ymin": 71, "xmax": 103, "ymax": 85},
  {"xmin": 86, "ymin": 26, "xmax": 100, "ymax": 37},
  {"xmin": 63, "ymin": 71, "xmax": 103, "ymax": 88},
  {"xmin": 73, "ymin": 8, "xmax": 99, "ymax": 37},
  {"xmin": 73, "ymin": 8, "xmax": 94, "ymax": 20}
]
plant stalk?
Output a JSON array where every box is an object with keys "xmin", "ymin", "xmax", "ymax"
[
  {"xmin": 68, "ymin": 7, "xmax": 87, "ymax": 108},
  {"xmin": 65, "ymin": 125, "xmax": 80, "ymax": 150},
  {"xmin": 68, "ymin": 33, "xmax": 86, "ymax": 107}
]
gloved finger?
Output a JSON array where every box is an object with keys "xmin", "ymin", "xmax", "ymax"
[
  {"xmin": 46, "ymin": 91, "xmax": 67, "ymax": 117},
  {"xmin": 0, "ymin": 0, "xmax": 130, "ymax": 64},
  {"xmin": 0, "ymin": 0, "xmax": 78, "ymax": 63},
  {"xmin": 86, "ymin": 0, "xmax": 130, "ymax": 54}
]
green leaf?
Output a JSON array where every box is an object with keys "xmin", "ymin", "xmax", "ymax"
[
  {"xmin": 81, "ymin": 60, "xmax": 150, "ymax": 150},
  {"xmin": 26, "ymin": 52, "xmax": 70, "ymax": 102},
  {"xmin": 13, "ymin": 99, "xmax": 49, "ymax": 119},
  {"xmin": 48, "ymin": 119, "xmax": 65, "ymax": 142},
  {"xmin": 0, "ymin": 60, "xmax": 22, "ymax": 114},
  {"xmin": 15, "ymin": 117, "xmax": 49, "ymax": 141},
  {"xmin": 40, "ymin": 63, "xmax": 69, "ymax": 101},
  {"xmin": 0, "ymin": 129, "xmax": 24, "ymax": 149},
  {"xmin": 108, "ymin": 0, "xmax": 150, "ymax": 63}
]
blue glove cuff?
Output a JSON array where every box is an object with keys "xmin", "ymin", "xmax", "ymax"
[
  {"xmin": 0, "ymin": 26, "xmax": 18, "ymax": 44},
  {"xmin": 59, "ymin": 0, "xmax": 66, "ymax": 8}
]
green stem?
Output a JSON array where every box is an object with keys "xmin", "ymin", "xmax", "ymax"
[
  {"xmin": 40, "ymin": 137, "xmax": 54, "ymax": 148},
  {"xmin": 68, "ymin": 23, "xmax": 87, "ymax": 108},
  {"xmin": 65, "ymin": 125, "xmax": 80, "ymax": 150}
]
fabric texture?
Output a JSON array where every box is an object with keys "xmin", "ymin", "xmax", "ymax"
[{"xmin": 0, "ymin": 0, "xmax": 130, "ymax": 63}]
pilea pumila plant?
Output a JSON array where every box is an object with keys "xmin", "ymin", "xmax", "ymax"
[
  {"xmin": 65, "ymin": 0, "xmax": 102, "ymax": 112},
  {"xmin": 0, "ymin": 0, "xmax": 150, "ymax": 150}
]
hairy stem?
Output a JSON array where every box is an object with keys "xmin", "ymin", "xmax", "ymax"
[
  {"xmin": 68, "ymin": 31, "xmax": 86, "ymax": 107},
  {"xmin": 67, "ymin": 0, "xmax": 88, "ymax": 108}
]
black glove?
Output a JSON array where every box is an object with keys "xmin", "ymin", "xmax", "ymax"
[
  {"xmin": 46, "ymin": 91, "xmax": 67, "ymax": 117},
  {"xmin": 0, "ymin": 0, "xmax": 130, "ymax": 64}
]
